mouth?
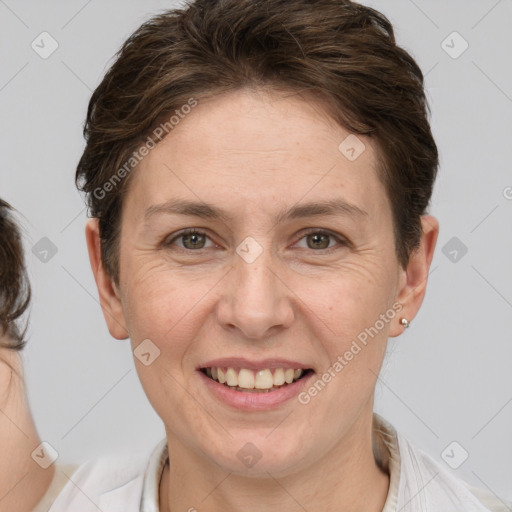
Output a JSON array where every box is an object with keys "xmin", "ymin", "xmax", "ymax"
[{"xmin": 200, "ymin": 366, "xmax": 314, "ymax": 393}]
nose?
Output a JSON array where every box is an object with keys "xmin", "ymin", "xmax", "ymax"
[{"xmin": 216, "ymin": 246, "xmax": 295, "ymax": 341}]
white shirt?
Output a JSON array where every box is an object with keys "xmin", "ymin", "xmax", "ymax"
[{"xmin": 47, "ymin": 414, "xmax": 509, "ymax": 511}]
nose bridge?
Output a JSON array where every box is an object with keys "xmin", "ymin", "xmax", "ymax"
[
  {"xmin": 218, "ymin": 238, "xmax": 294, "ymax": 339},
  {"xmin": 236, "ymin": 243, "xmax": 274, "ymax": 299}
]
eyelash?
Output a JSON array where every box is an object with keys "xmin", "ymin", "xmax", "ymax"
[{"xmin": 164, "ymin": 228, "xmax": 348, "ymax": 252}]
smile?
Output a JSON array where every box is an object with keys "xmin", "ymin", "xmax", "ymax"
[{"xmin": 201, "ymin": 367, "xmax": 312, "ymax": 392}]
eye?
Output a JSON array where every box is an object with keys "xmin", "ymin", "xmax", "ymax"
[
  {"xmin": 295, "ymin": 230, "xmax": 347, "ymax": 251},
  {"xmin": 165, "ymin": 229, "xmax": 216, "ymax": 250},
  {"xmin": 163, "ymin": 228, "xmax": 347, "ymax": 252}
]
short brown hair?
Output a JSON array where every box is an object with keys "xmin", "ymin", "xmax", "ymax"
[
  {"xmin": 76, "ymin": 0, "xmax": 438, "ymax": 282},
  {"xmin": 0, "ymin": 199, "xmax": 31, "ymax": 350}
]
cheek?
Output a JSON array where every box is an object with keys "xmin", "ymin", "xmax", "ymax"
[
  {"xmin": 121, "ymin": 262, "xmax": 219, "ymax": 355},
  {"xmin": 295, "ymin": 261, "xmax": 396, "ymax": 394},
  {"xmin": 301, "ymin": 259, "xmax": 396, "ymax": 335},
  {"xmin": 122, "ymin": 268, "xmax": 207, "ymax": 417},
  {"xmin": 297, "ymin": 275, "xmax": 392, "ymax": 424}
]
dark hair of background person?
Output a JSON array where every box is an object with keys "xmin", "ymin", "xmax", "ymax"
[
  {"xmin": 76, "ymin": 0, "xmax": 439, "ymax": 284},
  {"xmin": 0, "ymin": 199, "xmax": 31, "ymax": 351}
]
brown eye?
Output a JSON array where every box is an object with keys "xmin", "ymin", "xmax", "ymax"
[
  {"xmin": 181, "ymin": 232, "xmax": 206, "ymax": 249},
  {"xmin": 295, "ymin": 230, "xmax": 347, "ymax": 251},
  {"xmin": 166, "ymin": 229, "xmax": 214, "ymax": 250},
  {"xmin": 306, "ymin": 233, "xmax": 331, "ymax": 249}
]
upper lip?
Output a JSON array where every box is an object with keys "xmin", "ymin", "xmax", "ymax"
[{"xmin": 198, "ymin": 358, "xmax": 313, "ymax": 371}]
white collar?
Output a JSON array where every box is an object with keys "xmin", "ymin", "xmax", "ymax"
[{"xmin": 140, "ymin": 438, "xmax": 169, "ymax": 511}]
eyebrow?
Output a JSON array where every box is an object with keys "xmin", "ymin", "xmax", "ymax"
[{"xmin": 143, "ymin": 198, "xmax": 368, "ymax": 225}]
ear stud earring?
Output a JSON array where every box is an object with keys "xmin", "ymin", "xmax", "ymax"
[{"xmin": 400, "ymin": 318, "xmax": 410, "ymax": 328}]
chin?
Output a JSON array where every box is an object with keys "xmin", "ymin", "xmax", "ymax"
[{"xmin": 204, "ymin": 430, "xmax": 309, "ymax": 478}]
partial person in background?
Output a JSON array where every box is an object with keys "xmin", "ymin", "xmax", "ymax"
[{"xmin": 0, "ymin": 199, "xmax": 75, "ymax": 512}]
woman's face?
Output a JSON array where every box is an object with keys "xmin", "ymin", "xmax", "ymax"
[{"xmin": 89, "ymin": 88, "xmax": 436, "ymax": 476}]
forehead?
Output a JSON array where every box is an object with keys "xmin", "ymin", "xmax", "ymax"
[{"xmin": 125, "ymin": 88, "xmax": 387, "ymax": 219}]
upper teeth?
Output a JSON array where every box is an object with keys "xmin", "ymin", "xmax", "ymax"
[{"xmin": 205, "ymin": 367, "xmax": 304, "ymax": 389}]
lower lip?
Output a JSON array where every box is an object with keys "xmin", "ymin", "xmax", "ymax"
[{"xmin": 198, "ymin": 370, "xmax": 314, "ymax": 411}]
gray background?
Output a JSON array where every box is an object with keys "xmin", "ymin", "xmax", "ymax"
[{"xmin": 1, "ymin": 0, "xmax": 511, "ymax": 503}]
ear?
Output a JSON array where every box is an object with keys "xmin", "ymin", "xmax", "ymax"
[
  {"xmin": 389, "ymin": 215, "xmax": 439, "ymax": 337},
  {"xmin": 85, "ymin": 218, "xmax": 129, "ymax": 340}
]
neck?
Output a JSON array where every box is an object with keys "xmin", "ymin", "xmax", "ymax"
[
  {"xmin": 159, "ymin": 408, "xmax": 389, "ymax": 512},
  {"xmin": 0, "ymin": 346, "xmax": 54, "ymax": 511}
]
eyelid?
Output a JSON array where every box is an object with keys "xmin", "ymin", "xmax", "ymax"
[
  {"xmin": 293, "ymin": 228, "xmax": 350, "ymax": 250},
  {"xmin": 164, "ymin": 228, "xmax": 216, "ymax": 249}
]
